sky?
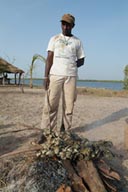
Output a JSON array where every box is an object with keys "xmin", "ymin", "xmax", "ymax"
[{"xmin": 0, "ymin": 0, "xmax": 128, "ymax": 80}]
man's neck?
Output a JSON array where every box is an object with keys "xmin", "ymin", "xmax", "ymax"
[{"xmin": 62, "ymin": 33, "xmax": 73, "ymax": 37}]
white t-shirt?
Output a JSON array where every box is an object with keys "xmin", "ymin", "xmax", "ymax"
[{"xmin": 47, "ymin": 33, "xmax": 85, "ymax": 76}]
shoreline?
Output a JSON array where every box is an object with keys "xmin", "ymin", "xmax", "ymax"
[
  {"xmin": 6, "ymin": 78, "xmax": 124, "ymax": 90},
  {"xmin": 0, "ymin": 84, "xmax": 128, "ymax": 97}
]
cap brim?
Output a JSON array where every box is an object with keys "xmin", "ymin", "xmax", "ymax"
[{"xmin": 60, "ymin": 20, "xmax": 73, "ymax": 25}]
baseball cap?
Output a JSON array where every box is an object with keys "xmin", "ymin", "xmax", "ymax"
[{"xmin": 60, "ymin": 14, "xmax": 75, "ymax": 25}]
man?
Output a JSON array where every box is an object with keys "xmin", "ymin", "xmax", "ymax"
[{"xmin": 39, "ymin": 13, "xmax": 85, "ymax": 143}]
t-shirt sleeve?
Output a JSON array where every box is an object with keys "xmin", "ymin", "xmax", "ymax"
[
  {"xmin": 77, "ymin": 40, "xmax": 85, "ymax": 59},
  {"xmin": 47, "ymin": 36, "xmax": 55, "ymax": 52}
]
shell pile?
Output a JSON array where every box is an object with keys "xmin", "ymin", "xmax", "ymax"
[{"xmin": 36, "ymin": 131, "xmax": 113, "ymax": 161}]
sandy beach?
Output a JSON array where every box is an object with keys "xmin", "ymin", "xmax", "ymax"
[
  {"xmin": 0, "ymin": 85, "xmax": 128, "ymax": 190},
  {"xmin": 0, "ymin": 86, "xmax": 128, "ymax": 156}
]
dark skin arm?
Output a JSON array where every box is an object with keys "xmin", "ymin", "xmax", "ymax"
[
  {"xmin": 76, "ymin": 58, "xmax": 84, "ymax": 68},
  {"xmin": 43, "ymin": 51, "xmax": 53, "ymax": 90}
]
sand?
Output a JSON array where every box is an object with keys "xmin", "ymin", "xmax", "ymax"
[{"xmin": 0, "ymin": 86, "xmax": 128, "ymax": 156}]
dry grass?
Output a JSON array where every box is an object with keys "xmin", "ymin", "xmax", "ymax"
[
  {"xmin": 77, "ymin": 87, "xmax": 128, "ymax": 97},
  {"xmin": 0, "ymin": 84, "xmax": 128, "ymax": 97}
]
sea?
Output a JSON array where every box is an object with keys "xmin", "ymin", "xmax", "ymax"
[{"xmin": 18, "ymin": 79, "xmax": 124, "ymax": 91}]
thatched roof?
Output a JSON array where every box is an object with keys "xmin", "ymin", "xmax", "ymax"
[{"xmin": 0, "ymin": 58, "xmax": 24, "ymax": 74}]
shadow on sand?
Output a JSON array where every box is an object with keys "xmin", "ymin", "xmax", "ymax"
[{"xmin": 73, "ymin": 108, "xmax": 128, "ymax": 133}]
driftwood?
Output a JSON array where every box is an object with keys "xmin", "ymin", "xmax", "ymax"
[
  {"xmin": 55, "ymin": 158, "xmax": 121, "ymax": 192},
  {"xmin": 97, "ymin": 160, "xmax": 120, "ymax": 181},
  {"xmin": 0, "ymin": 146, "xmax": 42, "ymax": 159},
  {"xmin": 62, "ymin": 159, "xmax": 108, "ymax": 192},
  {"xmin": 63, "ymin": 160, "xmax": 89, "ymax": 192},
  {"xmin": 75, "ymin": 160, "xmax": 107, "ymax": 192},
  {"xmin": 56, "ymin": 184, "xmax": 71, "ymax": 192}
]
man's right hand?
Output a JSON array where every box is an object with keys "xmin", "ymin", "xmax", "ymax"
[{"xmin": 43, "ymin": 77, "xmax": 50, "ymax": 90}]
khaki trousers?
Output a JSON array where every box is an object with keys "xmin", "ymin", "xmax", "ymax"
[{"xmin": 41, "ymin": 75, "xmax": 77, "ymax": 132}]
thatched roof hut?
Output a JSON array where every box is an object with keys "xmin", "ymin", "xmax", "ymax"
[
  {"xmin": 0, "ymin": 58, "xmax": 24, "ymax": 74},
  {"xmin": 0, "ymin": 58, "xmax": 24, "ymax": 85}
]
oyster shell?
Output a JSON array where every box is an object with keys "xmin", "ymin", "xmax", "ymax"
[{"xmin": 37, "ymin": 130, "xmax": 113, "ymax": 161}]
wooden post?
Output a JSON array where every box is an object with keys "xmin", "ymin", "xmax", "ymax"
[
  {"xmin": 124, "ymin": 118, "xmax": 128, "ymax": 150},
  {"xmin": 15, "ymin": 73, "xmax": 17, "ymax": 84}
]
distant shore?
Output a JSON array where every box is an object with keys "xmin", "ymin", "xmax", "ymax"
[{"xmin": 8, "ymin": 78, "xmax": 125, "ymax": 90}]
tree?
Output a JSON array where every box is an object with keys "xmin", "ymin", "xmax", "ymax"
[
  {"xmin": 123, "ymin": 65, "xmax": 128, "ymax": 90},
  {"xmin": 30, "ymin": 54, "xmax": 46, "ymax": 88}
]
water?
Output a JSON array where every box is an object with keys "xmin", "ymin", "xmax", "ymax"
[
  {"xmin": 14, "ymin": 79, "xmax": 123, "ymax": 90},
  {"xmin": 77, "ymin": 81, "xmax": 123, "ymax": 90}
]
